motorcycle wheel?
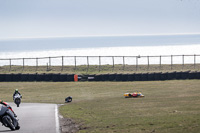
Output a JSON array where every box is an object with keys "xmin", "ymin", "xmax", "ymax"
[
  {"xmin": 3, "ymin": 116, "xmax": 15, "ymax": 130},
  {"xmin": 15, "ymin": 125, "xmax": 20, "ymax": 130}
]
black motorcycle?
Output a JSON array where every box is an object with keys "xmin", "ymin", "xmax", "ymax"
[
  {"xmin": 0, "ymin": 102, "xmax": 20, "ymax": 130},
  {"xmin": 13, "ymin": 94, "xmax": 22, "ymax": 107}
]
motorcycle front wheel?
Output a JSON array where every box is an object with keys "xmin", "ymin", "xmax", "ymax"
[{"xmin": 2, "ymin": 116, "xmax": 15, "ymax": 130}]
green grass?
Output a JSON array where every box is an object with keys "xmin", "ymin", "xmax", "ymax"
[
  {"xmin": 0, "ymin": 64, "xmax": 199, "ymax": 74},
  {"xmin": 0, "ymin": 80, "xmax": 200, "ymax": 133}
]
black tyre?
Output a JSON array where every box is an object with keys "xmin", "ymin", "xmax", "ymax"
[
  {"xmin": 15, "ymin": 98, "xmax": 21, "ymax": 107},
  {"xmin": 3, "ymin": 116, "xmax": 15, "ymax": 130},
  {"xmin": 15, "ymin": 124, "xmax": 20, "ymax": 130}
]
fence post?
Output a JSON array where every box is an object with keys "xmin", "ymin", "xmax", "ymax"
[
  {"xmin": 47, "ymin": 63, "xmax": 49, "ymax": 71},
  {"xmin": 136, "ymin": 56, "xmax": 138, "ymax": 71},
  {"xmin": 194, "ymin": 54, "xmax": 196, "ymax": 69},
  {"xmin": 61, "ymin": 56, "xmax": 64, "ymax": 71},
  {"xmin": 9, "ymin": 59, "xmax": 11, "ymax": 71},
  {"xmin": 123, "ymin": 56, "xmax": 125, "ymax": 70},
  {"xmin": 182, "ymin": 55, "xmax": 184, "ymax": 70},
  {"xmin": 36, "ymin": 58, "xmax": 38, "ymax": 71},
  {"xmin": 87, "ymin": 56, "xmax": 89, "ymax": 72},
  {"xmin": 171, "ymin": 55, "xmax": 173, "ymax": 70},
  {"xmin": 112, "ymin": 56, "xmax": 114, "ymax": 71},
  {"xmin": 147, "ymin": 56, "xmax": 149, "ymax": 71},
  {"xmin": 23, "ymin": 58, "xmax": 25, "ymax": 71},
  {"xmin": 160, "ymin": 56, "xmax": 162, "ymax": 70},
  {"xmin": 74, "ymin": 56, "xmax": 76, "ymax": 71},
  {"xmin": 49, "ymin": 57, "xmax": 51, "ymax": 70},
  {"xmin": 99, "ymin": 56, "xmax": 101, "ymax": 72}
]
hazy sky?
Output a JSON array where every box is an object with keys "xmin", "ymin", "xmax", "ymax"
[{"xmin": 0, "ymin": 0, "xmax": 200, "ymax": 40}]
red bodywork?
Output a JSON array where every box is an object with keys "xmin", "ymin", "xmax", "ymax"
[{"xmin": 2, "ymin": 102, "xmax": 15, "ymax": 114}]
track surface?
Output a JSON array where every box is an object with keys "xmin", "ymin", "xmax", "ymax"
[{"xmin": 0, "ymin": 103, "xmax": 60, "ymax": 133}]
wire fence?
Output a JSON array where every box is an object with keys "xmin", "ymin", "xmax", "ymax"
[{"xmin": 0, "ymin": 54, "xmax": 200, "ymax": 72}]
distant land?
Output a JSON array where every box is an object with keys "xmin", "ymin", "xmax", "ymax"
[{"xmin": 1, "ymin": 34, "xmax": 200, "ymax": 52}]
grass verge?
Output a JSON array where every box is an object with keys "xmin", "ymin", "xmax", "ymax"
[
  {"xmin": 0, "ymin": 80, "xmax": 200, "ymax": 133},
  {"xmin": 1, "ymin": 64, "xmax": 199, "ymax": 74}
]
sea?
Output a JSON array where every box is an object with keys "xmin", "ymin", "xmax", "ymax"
[{"xmin": 0, "ymin": 34, "xmax": 200, "ymax": 66}]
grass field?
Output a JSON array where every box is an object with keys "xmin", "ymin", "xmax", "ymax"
[
  {"xmin": 0, "ymin": 80, "xmax": 200, "ymax": 133},
  {"xmin": 0, "ymin": 64, "xmax": 199, "ymax": 74}
]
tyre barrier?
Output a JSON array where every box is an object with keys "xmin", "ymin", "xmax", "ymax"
[
  {"xmin": 167, "ymin": 72, "xmax": 176, "ymax": 80},
  {"xmin": 12, "ymin": 74, "xmax": 21, "ymax": 81},
  {"xmin": 45, "ymin": 73, "xmax": 53, "ymax": 81},
  {"xmin": 188, "ymin": 71, "xmax": 196, "ymax": 79},
  {"xmin": 94, "ymin": 74, "xmax": 102, "ymax": 81},
  {"xmin": 67, "ymin": 74, "xmax": 74, "ymax": 81},
  {"xmin": 116, "ymin": 74, "xmax": 122, "ymax": 81},
  {"xmin": 175, "ymin": 72, "xmax": 182, "ymax": 80},
  {"xmin": 1, "ymin": 71, "xmax": 200, "ymax": 82},
  {"xmin": 28, "ymin": 74, "xmax": 36, "ymax": 81},
  {"xmin": 127, "ymin": 74, "xmax": 135, "ymax": 81},
  {"xmin": 101, "ymin": 74, "xmax": 109, "ymax": 81},
  {"xmin": 88, "ymin": 75, "xmax": 95, "ymax": 81},
  {"xmin": 79, "ymin": 75, "xmax": 88, "ymax": 81},
  {"xmin": 141, "ymin": 73, "xmax": 148, "ymax": 81},
  {"xmin": 161, "ymin": 72, "xmax": 168, "ymax": 80},
  {"xmin": 154, "ymin": 72, "xmax": 161, "ymax": 80},
  {"xmin": 0, "ymin": 74, "xmax": 6, "ymax": 81},
  {"xmin": 181, "ymin": 71, "xmax": 189, "ymax": 79},
  {"xmin": 21, "ymin": 74, "xmax": 29, "ymax": 81},
  {"xmin": 97, "ymin": 74, "xmax": 102, "ymax": 81},
  {"xmin": 36, "ymin": 73, "xmax": 46, "ymax": 81},
  {"xmin": 148, "ymin": 73, "xmax": 155, "ymax": 81},
  {"xmin": 60, "ymin": 74, "xmax": 68, "ymax": 81},
  {"xmin": 109, "ymin": 74, "xmax": 116, "ymax": 81},
  {"xmin": 122, "ymin": 74, "xmax": 129, "ymax": 81},
  {"xmin": 52, "ymin": 73, "xmax": 60, "ymax": 82},
  {"xmin": 5, "ymin": 74, "xmax": 13, "ymax": 82},
  {"xmin": 135, "ymin": 73, "xmax": 142, "ymax": 81},
  {"xmin": 196, "ymin": 71, "xmax": 200, "ymax": 79}
]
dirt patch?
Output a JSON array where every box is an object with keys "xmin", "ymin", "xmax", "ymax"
[
  {"xmin": 59, "ymin": 116, "xmax": 81, "ymax": 133},
  {"xmin": 58, "ymin": 103, "xmax": 87, "ymax": 133}
]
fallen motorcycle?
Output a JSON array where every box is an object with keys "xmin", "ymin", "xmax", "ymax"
[
  {"xmin": 0, "ymin": 102, "xmax": 20, "ymax": 130},
  {"xmin": 124, "ymin": 91, "xmax": 145, "ymax": 98},
  {"xmin": 13, "ymin": 94, "xmax": 22, "ymax": 107}
]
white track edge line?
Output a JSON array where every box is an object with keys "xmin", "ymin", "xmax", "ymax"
[{"xmin": 55, "ymin": 104, "xmax": 60, "ymax": 133}]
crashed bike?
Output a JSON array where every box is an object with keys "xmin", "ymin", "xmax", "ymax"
[{"xmin": 0, "ymin": 102, "xmax": 20, "ymax": 130}]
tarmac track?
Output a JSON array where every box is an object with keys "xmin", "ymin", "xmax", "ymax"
[{"xmin": 0, "ymin": 103, "xmax": 60, "ymax": 133}]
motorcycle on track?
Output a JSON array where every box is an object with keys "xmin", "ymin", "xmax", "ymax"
[
  {"xmin": 13, "ymin": 94, "xmax": 22, "ymax": 107},
  {"xmin": 0, "ymin": 102, "xmax": 20, "ymax": 131}
]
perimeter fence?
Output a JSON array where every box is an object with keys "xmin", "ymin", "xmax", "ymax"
[{"xmin": 0, "ymin": 54, "xmax": 200, "ymax": 73}]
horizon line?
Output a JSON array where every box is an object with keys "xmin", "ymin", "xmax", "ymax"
[{"xmin": 1, "ymin": 33, "xmax": 200, "ymax": 41}]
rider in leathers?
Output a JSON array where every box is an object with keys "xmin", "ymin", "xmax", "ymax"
[
  {"xmin": 0, "ymin": 100, "xmax": 17, "ymax": 117},
  {"xmin": 13, "ymin": 89, "xmax": 22, "ymax": 100}
]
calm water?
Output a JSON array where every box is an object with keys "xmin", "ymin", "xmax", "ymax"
[
  {"xmin": 0, "ymin": 34, "xmax": 200, "ymax": 65},
  {"xmin": 1, "ymin": 34, "xmax": 200, "ymax": 52}
]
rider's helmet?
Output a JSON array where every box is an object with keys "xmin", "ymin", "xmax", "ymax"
[{"xmin": 15, "ymin": 89, "xmax": 18, "ymax": 92}]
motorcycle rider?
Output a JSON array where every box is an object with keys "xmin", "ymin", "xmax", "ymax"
[
  {"xmin": 0, "ymin": 100, "xmax": 19, "ymax": 130},
  {"xmin": 0, "ymin": 100, "xmax": 17, "ymax": 117},
  {"xmin": 13, "ymin": 89, "xmax": 22, "ymax": 100},
  {"xmin": 0, "ymin": 100, "xmax": 7, "ymax": 106}
]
